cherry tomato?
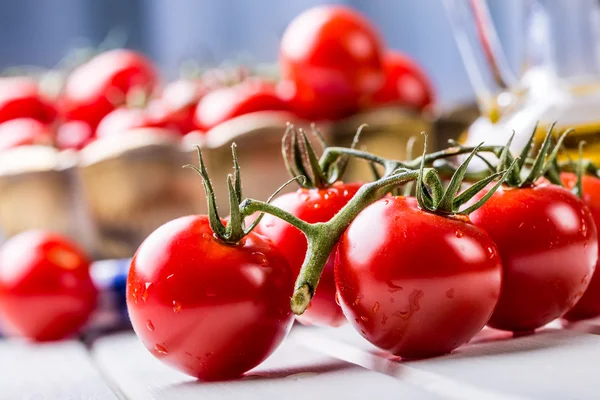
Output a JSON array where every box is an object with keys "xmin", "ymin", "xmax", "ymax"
[
  {"xmin": 560, "ymin": 173, "xmax": 600, "ymax": 321},
  {"xmin": 0, "ymin": 231, "xmax": 96, "ymax": 341},
  {"xmin": 95, "ymin": 107, "xmax": 157, "ymax": 137},
  {"xmin": 256, "ymin": 182, "xmax": 362, "ymax": 327},
  {"xmin": 61, "ymin": 49, "xmax": 157, "ymax": 128},
  {"xmin": 279, "ymin": 5, "xmax": 385, "ymax": 120},
  {"xmin": 0, "ymin": 77, "xmax": 56, "ymax": 124},
  {"xmin": 154, "ymin": 79, "xmax": 207, "ymax": 134},
  {"xmin": 0, "ymin": 118, "xmax": 53, "ymax": 151},
  {"xmin": 469, "ymin": 184, "xmax": 598, "ymax": 331},
  {"xmin": 371, "ymin": 50, "xmax": 435, "ymax": 111},
  {"xmin": 335, "ymin": 196, "xmax": 501, "ymax": 358},
  {"xmin": 194, "ymin": 78, "xmax": 287, "ymax": 131},
  {"xmin": 55, "ymin": 120, "xmax": 94, "ymax": 150},
  {"xmin": 127, "ymin": 215, "xmax": 294, "ymax": 380}
]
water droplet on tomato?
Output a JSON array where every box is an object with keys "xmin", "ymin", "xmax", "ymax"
[
  {"xmin": 343, "ymin": 189, "xmax": 350, "ymax": 197},
  {"xmin": 142, "ymin": 282, "xmax": 151, "ymax": 302},
  {"xmin": 382, "ymin": 314, "xmax": 388, "ymax": 325},
  {"xmin": 324, "ymin": 193, "xmax": 330, "ymax": 200},
  {"xmin": 360, "ymin": 315, "xmax": 369, "ymax": 322},
  {"xmin": 252, "ymin": 251, "xmax": 269, "ymax": 266},
  {"xmin": 167, "ymin": 274, "xmax": 174, "ymax": 280},
  {"xmin": 132, "ymin": 292, "xmax": 138, "ymax": 304},
  {"xmin": 335, "ymin": 292, "xmax": 340, "ymax": 306},
  {"xmin": 487, "ymin": 246, "xmax": 494, "ymax": 256},
  {"xmin": 353, "ymin": 295, "xmax": 363, "ymax": 306},
  {"xmin": 354, "ymin": 318, "xmax": 360, "ymax": 324},
  {"xmin": 383, "ymin": 199, "xmax": 390, "ymax": 205},
  {"xmin": 455, "ymin": 230, "xmax": 463, "ymax": 238},
  {"xmin": 360, "ymin": 329, "xmax": 366, "ymax": 336},
  {"xmin": 146, "ymin": 320, "xmax": 155, "ymax": 331},
  {"xmin": 301, "ymin": 194, "xmax": 310, "ymax": 202},
  {"xmin": 582, "ymin": 274, "xmax": 589, "ymax": 284},
  {"xmin": 265, "ymin": 222, "xmax": 275, "ymax": 228},
  {"xmin": 173, "ymin": 301, "xmax": 182, "ymax": 313},
  {"xmin": 155, "ymin": 344, "xmax": 168, "ymax": 355},
  {"xmin": 313, "ymin": 203, "xmax": 320, "ymax": 209},
  {"xmin": 372, "ymin": 302, "xmax": 380, "ymax": 313},
  {"xmin": 201, "ymin": 232, "xmax": 211, "ymax": 240},
  {"xmin": 446, "ymin": 288, "xmax": 455, "ymax": 299}
]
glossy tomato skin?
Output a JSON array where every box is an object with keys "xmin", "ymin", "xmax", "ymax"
[
  {"xmin": 469, "ymin": 184, "xmax": 598, "ymax": 331},
  {"xmin": 0, "ymin": 77, "xmax": 56, "ymax": 124},
  {"xmin": 279, "ymin": 5, "xmax": 385, "ymax": 121},
  {"xmin": 62, "ymin": 49, "xmax": 157, "ymax": 128},
  {"xmin": 194, "ymin": 78, "xmax": 287, "ymax": 131},
  {"xmin": 256, "ymin": 182, "xmax": 362, "ymax": 327},
  {"xmin": 560, "ymin": 173, "xmax": 600, "ymax": 321},
  {"xmin": 95, "ymin": 107, "xmax": 168, "ymax": 138},
  {"xmin": 0, "ymin": 118, "xmax": 53, "ymax": 150},
  {"xmin": 371, "ymin": 50, "xmax": 435, "ymax": 111},
  {"xmin": 335, "ymin": 196, "xmax": 502, "ymax": 358},
  {"xmin": 0, "ymin": 231, "xmax": 96, "ymax": 341},
  {"xmin": 155, "ymin": 79, "xmax": 207, "ymax": 134},
  {"xmin": 127, "ymin": 215, "xmax": 294, "ymax": 381}
]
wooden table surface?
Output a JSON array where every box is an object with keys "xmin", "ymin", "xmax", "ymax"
[{"xmin": 2, "ymin": 318, "xmax": 600, "ymax": 400}]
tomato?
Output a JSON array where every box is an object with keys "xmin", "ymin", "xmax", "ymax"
[
  {"xmin": 335, "ymin": 196, "xmax": 501, "ymax": 358},
  {"xmin": 95, "ymin": 107, "xmax": 158, "ymax": 137},
  {"xmin": 371, "ymin": 50, "xmax": 435, "ymax": 111},
  {"xmin": 154, "ymin": 79, "xmax": 207, "ymax": 134},
  {"xmin": 61, "ymin": 49, "xmax": 157, "ymax": 128},
  {"xmin": 0, "ymin": 77, "xmax": 56, "ymax": 124},
  {"xmin": 560, "ymin": 173, "xmax": 600, "ymax": 321},
  {"xmin": 0, "ymin": 118, "xmax": 53, "ymax": 151},
  {"xmin": 256, "ymin": 182, "xmax": 362, "ymax": 327},
  {"xmin": 469, "ymin": 183, "xmax": 598, "ymax": 331},
  {"xmin": 55, "ymin": 120, "xmax": 94, "ymax": 150},
  {"xmin": 0, "ymin": 231, "xmax": 96, "ymax": 341},
  {"xmin": 279, "ymin": 5, "xmax": 385, "ymax": 120},
  {"xmin": 127, "ymin": 215, "xmax": 294, "ymax": 380},
  {"xmin": 194, "ymin": 78, "xmax": 287, "ymax": 131}
]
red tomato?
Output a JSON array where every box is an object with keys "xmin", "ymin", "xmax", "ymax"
[
  {"xmin": 95, "ymin": 107, "xmax": 157, "ymax": 138},
  {"xmin": 560, "ymin": 173, "xmax": 600, "ymax": 321},
  {"xmin": 371, "ymin": 50, "xmax": 435, "ymax": 111},
  {"xmin": 154, "ymin": 79, "xmax": 207, "ymax": 134},
  {"xmin": 0, "ymin": 231, "xmax": 96, "ymax": 341},
  {"xmin": 127, "ymin": 215, "xmax": 294, "ymax": 380},
  {"xmin": 469, "ymin": 184, "xmax": 598, "ymax": 331},
  {"xmin": 61, "ymin": 49, "xmax": 157, "ymax": 128},
  {"xmin": 194, "ymin": 78, "xmax": 287, "ymax": 131},
  {"xmin": 335, "ymin": 196, "xmax": 501, "ymax": 358},
  {"xmin": 0, "ymin": 77, "xmax": 56, "ymax": 124},
  {"xmin": 279, "ymin": 5, "xmax": 385, "ymax": 120},
  {"xmin": 256, "ymin": 182, "xmax": 362, "ymax": 327},
  {"xmin": 55, "ymin": 120, "xmax": 94, "ymax": 150},
  {"xmin": 0, "ymin": 118, "xmax": 53, "ymax": 150}
]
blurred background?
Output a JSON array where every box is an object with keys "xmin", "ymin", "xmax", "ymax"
[{"xmin": 0, "ymin": 0, "xmax": 523, "ymax": 109}]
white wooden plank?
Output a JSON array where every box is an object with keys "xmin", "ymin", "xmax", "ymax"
[
  {"xmin": 293, "ymin": 325, "xmax": 600, "ymax": 400},
  {"xmin": 91, "ymin": 331, "xmax": 442, "ymax": 400},
  {"xmin": 0, "ymin": 339, "xmax": 119, "ymax": 400}
]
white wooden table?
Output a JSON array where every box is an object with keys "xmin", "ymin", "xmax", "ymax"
[{"xmin": 2, "ymin": 319, "xmax": 600, "ymax": 400}]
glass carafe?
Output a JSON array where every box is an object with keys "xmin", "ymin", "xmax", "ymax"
[{"xmin": 444, "ymin": 0, "xmax": 600, "ymax": 166}]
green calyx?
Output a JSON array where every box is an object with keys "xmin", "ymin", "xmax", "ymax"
[
  {"xmin": 185, "ymin": 144, "xmax": 304, "ymax": 245},
  {"xmin": 414, "ymin": 133, "xmax": 518, "ymax": 215},
  {"xmin": 283, "ymin": 123, "xmax": 365, "ymax": 189}
]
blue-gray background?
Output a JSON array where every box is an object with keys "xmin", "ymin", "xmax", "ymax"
[{"xmin": 0, "ymin": 0, "xmax": 521, "ymax": 107}]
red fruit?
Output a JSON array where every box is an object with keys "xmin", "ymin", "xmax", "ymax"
[
  {"xmin": 194, "ymin": 78, "xmax": 287, "ymax": 131},
  {"xmin": 561, "ymin": 173, "xmax": 600, "ymax": 321},
  {"xmin": 335, "ymin": 196, "xmax": 502, "ymax": 358},
  {"xmin": 127, "ymin": 215, "xmax": 294, "ymax": 380},
  {"xmin": 469, "ymin": 184, "xmax": 598, "ymax": 331},
  {"xmin": 95, "ymin": 107, "xmax": 156, "ymax": 137},
  {"xmin": 0, "ymin": 231, "xmax": 97, "ymax": 341},
  {"xmin": 279, "ymin": 5, "xmax": 385, "ymax": 120},
  {"xmin": 61, "ymin": 49, "xmax": 157, "ymax": 128},
  {"xmin": 0, "ymin": 118, "xmax": 53, "ymax": 151},
  {"xmin": 55, "ymin": 120, "xmax": 94, "ymax": 150},
  {"xmin": 155, "ymin": 79, "xmax": 206, "ymax": 134},
  {"xmin": 256, "ymin": 182, "xmax": 362, "ymax": 327},
  {"xmin": 372, "ymin": 50, "xmax": 435, "ymax": 111},
  {"xmin": 0, "ymin": 77, "xmax": 56, "ymax": 124}
]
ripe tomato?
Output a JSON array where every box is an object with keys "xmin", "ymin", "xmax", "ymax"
[
  {"xmin": 371, "ymin": 50, "xmax": 435, "ymax": 111},
  {"xmin": 127, "ymin": 215, "xmax": 294, "ymax": 380},
  {"xmin": 55, "ymin": 120, "xmax": 94, "ymax": 150},
  {"xmin": 0, "ymin": 77, "xmax": 56, "ymax": 124},
  {"xmin": 279, "ymin": 5, "xmax": 385, "ymax": 120},
  {"xmin": 0, "ymin": 118, "xmax": 53, "ymax": 151},
  {"xmin": 61, "ymin": 49, "xmax": 157, "ymax": 128},
  {"xmin": 256, "ymin": 182, "xmax": 362, "ymax": 327},
  {"xmin": 335, "ymin": 196, "xmax": 502, "ymax": 358},
  {"xmin": 0, "ymin": 231, "xmax": 96, "ymax": 341},
  {"xmin": 560, "ymin": 173, "xmax": 600, "ymax": 321},
  {"xmin": 194, "ymin": 78, "xmax": 287, "ymax": 131},
  {"xmin": 469, "ymin": 184, "xmax": 598, "ymax": 331},
  {"xmin": 153, "ymin": 79, "xmax": 207, "ymax": 134},
  {"xmin": 95, "ymin": 107, "xmax": 160, "ymax": 137}
]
